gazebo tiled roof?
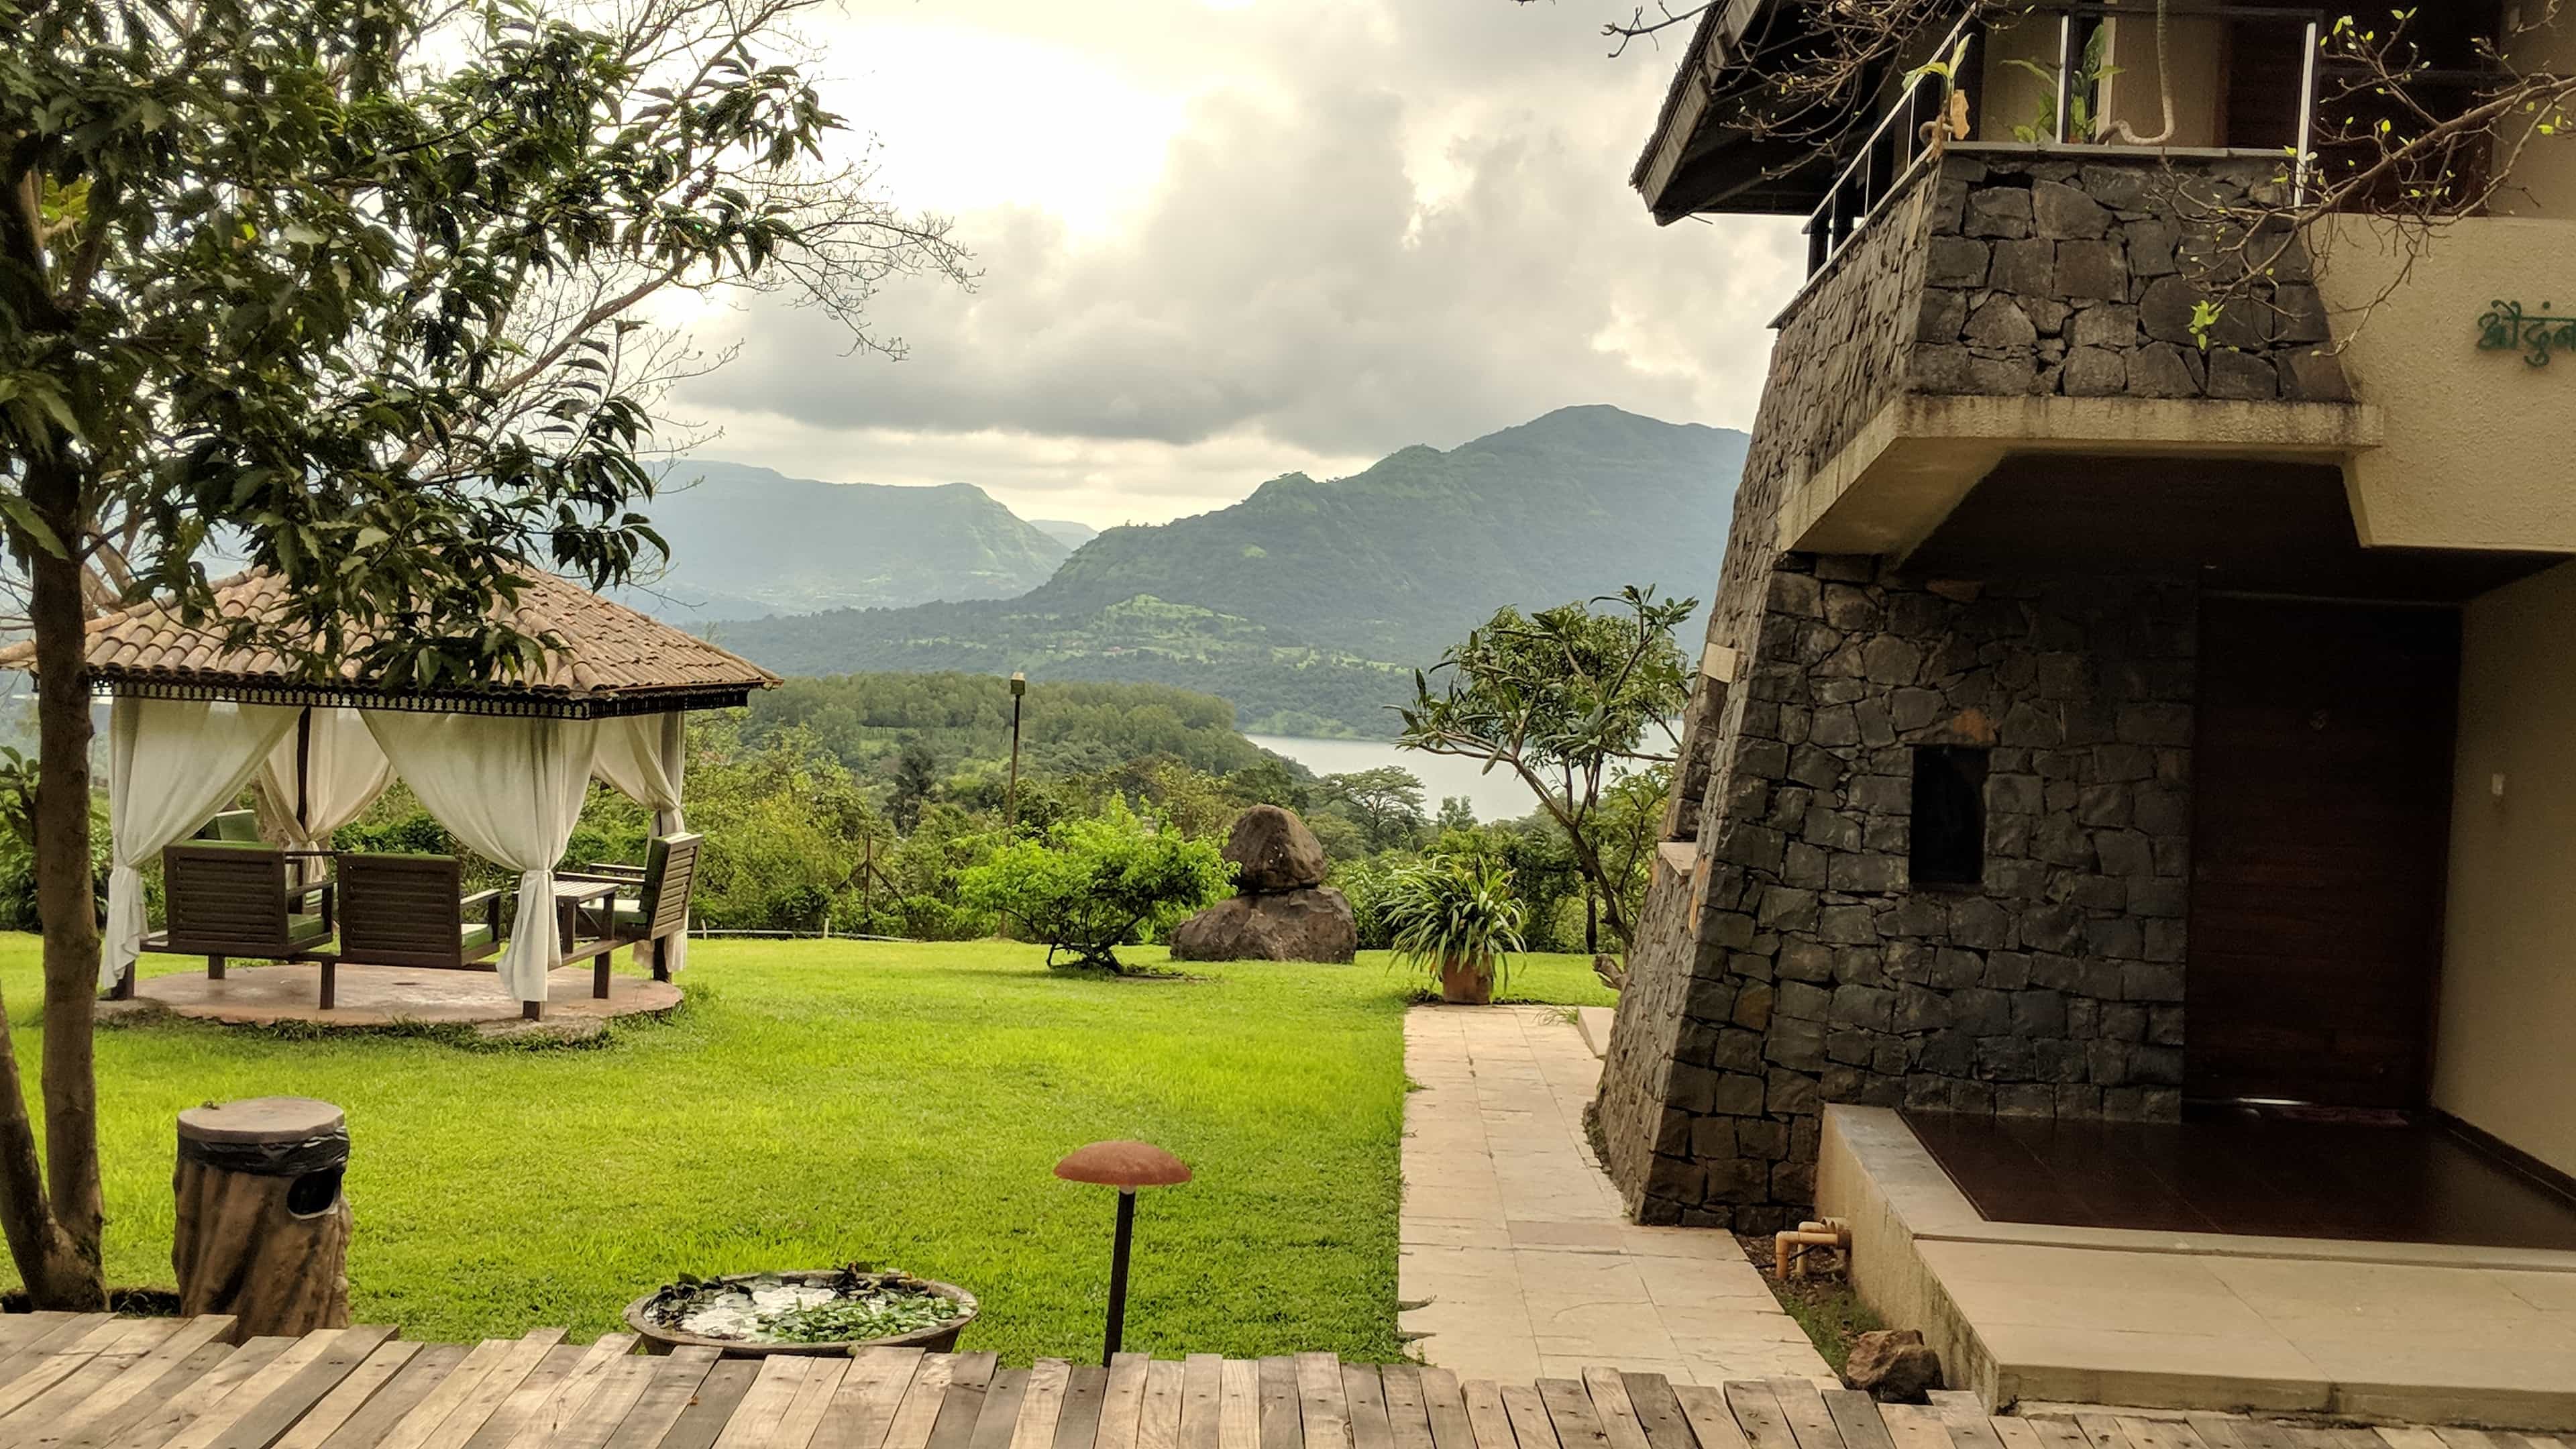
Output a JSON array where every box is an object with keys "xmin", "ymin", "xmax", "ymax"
[{"xmin": 0, "ymin": 569, "xmax": 780, "ymax": 717}]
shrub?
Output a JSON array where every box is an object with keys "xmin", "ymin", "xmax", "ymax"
[
  {"xmin": 957, "ymin": 801, "xmax": 1231, "ymax": 971},
  {"xmin": 1382, "ymin": 857, "xmax": 1527, "ymax": 1000}
]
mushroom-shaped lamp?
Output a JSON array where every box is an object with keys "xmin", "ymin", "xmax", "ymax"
[{"xmin": 1056, "ymin": 1140, "xmax": 1190, "ymax": 1360}]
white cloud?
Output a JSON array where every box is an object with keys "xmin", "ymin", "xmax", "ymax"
[{"xmin": 668, "ymin": 0, "xmax": 1805, "ymax": 528}]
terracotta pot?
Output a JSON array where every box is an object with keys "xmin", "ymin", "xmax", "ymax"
[
  {"xmin": 623, "ymin": 1271, "xmax": 977, "ymax": 1358},
  {"xmin": 1439, "ymin": 958, "xmax": 1493, "ymax": 1006}
]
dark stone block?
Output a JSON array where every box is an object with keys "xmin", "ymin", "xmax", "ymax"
[
  {"xmin": 2131, "ymin": 342, "xmax": 2201, "ymax": 398},
  {"xmin": 1831, "ymin": 984, "xmax": 1898, "ymax": 1032},
  {"xmin": 1766, "ymin": 1067, "xmax": 1823, "ymax": 1116},
  {"xmin": 1967, "ymin": 296, "xmax": 2040, "ymax": 348},
  {"xmin": 2138, "ymin": 275, "xmax": 2207, "ymax": 345},
  {"xmin": 2279, "ymin": 346, "xmax": 2353, "ymax": 402},
  {"xmin": 2205, "ymin": 350, "xmax": 2279, "ymax": 401},
  {"xmin": 2033, "ymin": 179, "xmax": 2110, "ymax": 239},
  {"xmin": 2054, "ymin": 239, "xmax": 2128, "ymax": 301},
  {"xmin": 1989, "ymin": 237, "xmax": 2057, "ymax": 295},
  {"xmin": 1966, "ymin": 187, "xmax": 2035, "ymax": 238},
  {"xmin": 1927, "ymin": 236, "xmax": 1993, "ymax": 288},
  {"xmin": 2061, "ymin": 347, "xmax": 2127, "ymax": 396}
]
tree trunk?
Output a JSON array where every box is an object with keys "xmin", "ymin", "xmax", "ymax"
[{"xmin": 6, "ymin": 458, "xmax": 106, "ymax": 1308}]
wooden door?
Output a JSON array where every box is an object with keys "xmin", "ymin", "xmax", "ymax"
[{"xmin": 2186, "ymin": 598, "xmax": 2460, "ymax": 1108}]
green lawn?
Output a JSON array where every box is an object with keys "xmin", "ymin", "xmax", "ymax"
[{"xmin": 0, "ymin": 936, "xmax": 1611, "ymax": 1361}]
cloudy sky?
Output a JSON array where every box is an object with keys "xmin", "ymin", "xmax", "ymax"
[{"xmin": 667, "ymin": 0, "xmax": 1805, "ymax": 529}]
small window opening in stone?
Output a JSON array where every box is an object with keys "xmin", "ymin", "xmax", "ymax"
[{"xmin": 1911, "ymin": 745, "xmax": 1990, "ymax": 888}]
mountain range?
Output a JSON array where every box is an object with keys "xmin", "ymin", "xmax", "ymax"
[
  {"xmin": 688, "ymin": 406, "xmax": 1748, "ymax": 737},
  {"xmin": 611, "ymin": 462, "xmax": 1073, "ymax": 623}
]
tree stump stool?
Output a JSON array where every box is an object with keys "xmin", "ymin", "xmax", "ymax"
[{"xmin": 173, "ymin": 1096, "xmax": 353, "ymax": 1340}]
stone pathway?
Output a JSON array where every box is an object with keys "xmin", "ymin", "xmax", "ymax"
[{"xmin": 1399, "ymin": 1004, "xmax": 1836, "ymax": 1384}]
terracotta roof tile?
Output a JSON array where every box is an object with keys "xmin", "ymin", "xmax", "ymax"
[{"xmin": 0, "ymin": 569, "xmax": 780, "ymax": 705}]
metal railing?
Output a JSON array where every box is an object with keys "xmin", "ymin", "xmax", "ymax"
[{"xmin": 1803, "ymin": 1, "xmax": 2326, "ymax": 277}]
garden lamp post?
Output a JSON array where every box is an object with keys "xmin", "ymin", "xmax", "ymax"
[
  {"xmin": 1007, "ymin": 672, "xmax": 1028, "ymax": 838},
  {"xmin": 1055, "ymin": 1140, "xmax": 1190, "ymax": 1362}
]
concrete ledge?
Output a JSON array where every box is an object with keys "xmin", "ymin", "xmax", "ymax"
[
  {"xmin": 1779, "ymin": 392, "xmax": 2385, "ymax": 558},
  {"xmin": 1817, "ymin": 1105, "xmax": 2576, "ymax": 1428}
]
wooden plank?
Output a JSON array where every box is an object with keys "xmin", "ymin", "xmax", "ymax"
[
  {"xmin": 1291, "ymin": 1358, "xmax": 1347, "ymax": 1449},
  {"xmin": 2180, "ymin": 1422, "xmax": 2246, "ymax": 1449},
  {"xmin": 773, "ymin": 1361, "xmax": 856, "ymax": 1449},
  {"xmin": 25, "ymin": 1317, "xmax": 230, "ymax": 1448},
  {"xmin": 0, "ymin": 1318, "xmax": 74, "ymax": 1360},
  {"xmin": 165, "ymin": 1330, "xmax": 362, "ymax": 1449},
  {"xmin": 1375, "ymin": 1368, "xmax": 1431, "ymax": 1449},
  {"xmin": 1132, "ymin": 1362, "xmax": 1183, "ymax": 1449},
  {"xmin": 1342, "ymin": 1368, "xmax": 1392, "ymax": 1449},
  {"xmin": 207, "ymin": 1326, "xmax": 405, "ymax": 1449},
  {"xmin": 1, "ymin": 1319, "xmax": 184, "ymax": 1438},
  {"xmin": 926, "ymin": 1356, "xmax": 1002, "ymax": 1449},
  {"xmin": 1216, "ymin": 1363, "xmax": 1258, "ymax": 1449},
  {"xmin": 1498, "ymin": 1388, "xmax": 1559, "ymax": 1449},
  {"xmin": 374, "ymin": 1340, "xmax": 523, "ymax": 1449},
  {"xmin": 317, "ymin": 1345, "xmax": 471, "ymax": 1449},
  {"xmin": 1763, "ymin": 1381, "xmax": 1841, "ymax": 1449},
  {"xmin": 813, "ymin": 1350, "xmax": 924, "ymax": 1449},
  {"xmin": 1720, "ymin": 1385, "xmax": 1798, "ymax": 1449},
  {"xmin": 0, "ymin": 1315, "xmax": 114, "ymax": 1396},
  {"xmin": 1414, "ymin": 1373, "xmax": 1469, "ymax": 1449},
  {"xmin": 1575, "ymin": 1372, "xmax": 1648, "ymax": 1449},
  {"xmin": 2072, "ymin": 1421, "xmax": 2133, "ymax": 1449},
  {"xmin": 1532, "ymin": 1383, "xmax": 1610, "ymax": 1449},
  {"xmin": 881, "ymin": 1358, "xmax": 959, "ymax": 1449},
  {"xmin": 712, "ymin": 1358, "xmax": 818, "ymax": 1449},
  {"xmin": 1095, "ymin": 1358, "xmax": 1150, "ymax": 1449},
  {"xmin": 533, "ymin": 1358, "xmax": 657, "ymax": 1449},
  {"xmin": 62, "ymin": 1340, "xmax": 238, "ymax": 1449},
  {"xmin": 1049, "ymin": 1367, "xmax": 1108, "ymax": 1449},
  {"xmin": 1667, "ymin": 1387, "xmax": 1748, "ymax": 1449},
  {"xmin": 2019, "ymin": 1424, "xmax": 2089, "ymax": 1449},
  {"xmin": 1018, "ymin": 1364, "xmax": 1077, "ymax": 1449},
  {"xmin": 0, "ymin": 1318, "xmax": 126, "ymax": 1422},
  {"xmin": 1457, "ymin": 1385, "xmax": 1511, "ymax": 1449},
  {"xmin": 1989, "ymin": 1425, "xmax": 2045, "ymax": 1449},
  {"xmin": 105, "ymin": 1339, "xmax": 300, "ymax": 1449},
  {"xmin": 1874, "ymin": 1408, "xmax": 1953, "ymax": 1449},
  {"xmin": 657, "ymin": 1360, "xmax": 761, "ymax": 1449},
  {"xmin": 494, "ymin": 1335, "xmax": 642, "ymax": 1449},
  {"xmin": 590, "ymin": 1350, "xmax": 717, "ymax": 1449},
  {"xmin": 2116, "ymin": 1422, "xmax": 2208, "ymax": 1449},
  {"xmin": 968, "ymin": 1372, "xmax": 1030, "ymax": 1449},
  {"xmin": 1817, "ymin": 1393, "xmax": 1894, "ymax": 1449},
  {"xmin": 1610, "ymin": 1379, "xmax": 1688, "ymax": 1449},
  {"xmin": 415, "ymin": 1332, "xmax": 571, "ymax": 1449},
  {"xmin": 249, "ymin": 1338, "xmax": 421, "ymax": 1449},
  {"xmin": 1253, "ymin": 1362, "xmax": 1297, "ymax": 1449},
  {"xmin": 1179, "ymin": 1360, "xmax": 1222, "ymax": 1449}
]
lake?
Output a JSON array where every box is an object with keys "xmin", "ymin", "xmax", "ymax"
[{"xmin": 1244, "ymin": 734, "xmax": 1542, "ymax": 822}]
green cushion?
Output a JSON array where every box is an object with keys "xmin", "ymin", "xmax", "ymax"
[
  {"xmin": 460, "ymin": 922, "xmax": 496, "ymax": 952},
  {"xmin": 198, "ymin": 811, "xmax": 262, "ymax": 843},
  {"xmin": 286, "ymin": 912, "xmax": 332, "ymax": 946}
]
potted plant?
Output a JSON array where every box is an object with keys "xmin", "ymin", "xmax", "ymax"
[{"xmin": 1383, "ymin": 857, "xmax": 1526, "ymax": 1005}]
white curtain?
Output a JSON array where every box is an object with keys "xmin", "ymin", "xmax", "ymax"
[
  {"xmin": 254, "ymin": 707, "xmax": 394, "ymax": 857},
  {"xmin": 591, "ymin": 710, "xmax": 688, "ymax": 971},
  {"xmin": 365, "ymin": 712, "xmax": 600, "ymax": 1002},
  {"xmin": 104, "ymin": 698, "xmax": 301, "ymax": 988}
]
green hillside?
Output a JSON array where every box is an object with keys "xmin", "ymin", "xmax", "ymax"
[
  {"xmin": 711, "ymin": 407, "xmax": 1746, "ymax": 736},
  {"xmin": 613, "ymin": 462, "xmax": 1071, "ymax": 623}
]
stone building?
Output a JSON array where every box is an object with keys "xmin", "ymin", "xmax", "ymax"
[{"xmin": 1597, "ymin": 0, "xmax": 2576, "ymax": 1236}]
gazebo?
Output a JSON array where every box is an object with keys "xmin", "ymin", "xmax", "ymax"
[{"xmin": 0, "ymin": 569, "xmax": 780, "ymax": 1018}]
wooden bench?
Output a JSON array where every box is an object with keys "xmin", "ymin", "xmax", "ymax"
[
  {"xmin": 132, "ymin": 841, "xmax": 337, "ymax": 998},
  {"xmin": 559, "ymin": 832, "xmax": 701, "ymax": 998},
  {"xmin": 331, "ymin": 853, "xmax": 504, "ymax": 1011}
]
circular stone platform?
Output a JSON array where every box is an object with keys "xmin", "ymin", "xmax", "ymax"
[{"xmin": 115, "ymin": 962, "xmax": 682, "ymax": 1040}]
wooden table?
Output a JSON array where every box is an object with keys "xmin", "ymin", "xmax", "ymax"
[{"xmin": 552, "ymin": 879, "xmax": 619, "ymax": 955}]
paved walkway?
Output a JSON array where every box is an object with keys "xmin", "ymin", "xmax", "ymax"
[{"xmin": 1398, "ymin": 1005, "xmax": 1835, "ymax": 1385}]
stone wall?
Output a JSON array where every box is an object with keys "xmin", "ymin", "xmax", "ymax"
[
  {"xmin": 1915, "ymin": 150, "xmax": 2351, "ymax": 402},
  {"xmin": 1595, "ymin": 164, "xmax": 1939, "ymax": 1211},
  {"xmin": 1607, "ymin": 559, "xmax": 2198, "ymax": 1230}
]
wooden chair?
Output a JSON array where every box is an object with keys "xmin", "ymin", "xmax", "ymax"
[
  {"xmin": 333, "ymin": 853, "xmax": 504, "ymax": 1011},
  {"xmin": 560, "ymin": 832, "xmax": 702, "ymax": 997},
  {"xmin": 142, "ymin": 841, "xmax": 336, "ymax": 997}
]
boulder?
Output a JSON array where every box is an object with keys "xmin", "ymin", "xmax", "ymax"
[
  {"xmin": 1223, "ymin": 805, "xmax": 1329, "ymax": 894},
  {"xmin": 1170, "ymin": 887, "xmax": 1356, "ymax": 963},
  {"xmin": 1842, "ymin": 1328, "xmax": 1942, "ymax": 1403}
]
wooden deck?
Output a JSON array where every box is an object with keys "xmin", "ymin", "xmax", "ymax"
[{"xmin": 0, "ymin": 1313, "xmax": 2557, "ymax": 1449}]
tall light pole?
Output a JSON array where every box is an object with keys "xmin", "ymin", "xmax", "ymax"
[{"xmin": 1006, "ymin": 672, "xmax": 1027, "ymax": 838}]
